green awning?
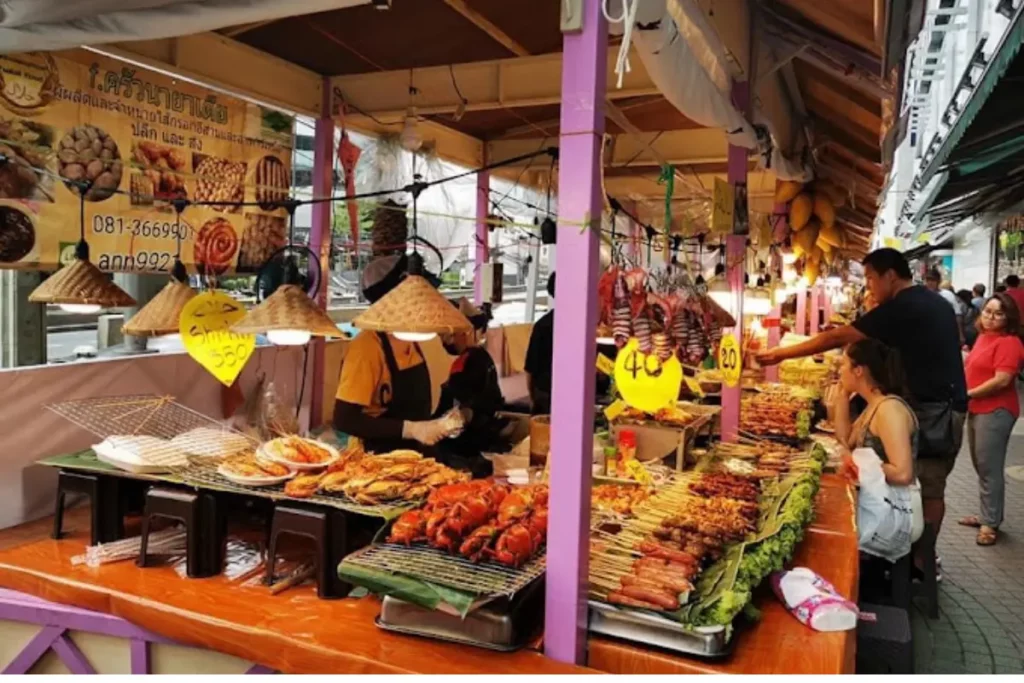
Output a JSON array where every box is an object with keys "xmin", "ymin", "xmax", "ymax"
[{"xmin": 917, "ymin": 6, "xmax": 1024, "ymax": 190}]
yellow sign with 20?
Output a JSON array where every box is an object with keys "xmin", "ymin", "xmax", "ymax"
[
  {"xmin": 717, "ymin": 333, "xmax": 742, "ymax": 388},
  {"xmin": 613, "ymin": 338, "xmax": 683, "ymax": 413}
]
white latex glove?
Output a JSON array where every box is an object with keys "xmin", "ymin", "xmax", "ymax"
[{"xmin": 402, "ymin": 419, "xmax": 455, "ymax": 446}]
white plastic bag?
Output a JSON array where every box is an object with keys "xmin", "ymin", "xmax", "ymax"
[{"xmin": 853, "ymin": 447, "xmax": 915, "ymax": 562}]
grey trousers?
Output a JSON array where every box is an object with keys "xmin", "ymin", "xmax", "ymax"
[{"xmin": 967, "ymin": 409, "xmax": 1018, "ymax": 528}]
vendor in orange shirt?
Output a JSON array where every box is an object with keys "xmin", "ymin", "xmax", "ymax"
[{"xmin": 333, "ymin": 254, "xmax": 457, "ymax": 453}]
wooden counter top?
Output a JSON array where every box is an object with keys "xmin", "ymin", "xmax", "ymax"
[
  {"xmin": 0, "ymin": 509, "xmax": 588, "ymax": 675},
  {"xmin": 0, "ymin": 475, "xmax": 854, "ymax": 675},
  {"xmin": 587, "ymin": 475, "xmax": 858, "ymax": 674}
]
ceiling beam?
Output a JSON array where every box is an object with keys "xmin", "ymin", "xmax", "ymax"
[
  {"xmin": 333, "ymin": 48, "xmax": 660, "ymax": 124},
  {"xmin": 811, "ymin": 117, "xmax": 880, "ymax": 164},
  {"xmin": 487, "ymin": 129, "xmax": 730, "ymax": 171},
  {"xmin": 221, "ymin": 20, "xmax": 279, "ymax": 38},
  {"xmin": 93, "ymin": 33, "xmax": 322, "ymax": 116},
  {"xmin": 442, "ymin": 0, "xmax": 530, "ymax": 57}
]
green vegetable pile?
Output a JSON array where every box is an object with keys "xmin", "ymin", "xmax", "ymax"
[
  {"xmin": 795, "ymin": 409, "xmax": 812, "ymax": 439},
  {"xmin": 676, "ymin": 444, "xmax": 826, "ymax": 629}
]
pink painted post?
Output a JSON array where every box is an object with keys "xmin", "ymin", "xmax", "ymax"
[
  {"xmin": 765, "ymin": 205, "xmax": 786, "ymax": 383},
  {"xmin": 543, "ymin": 0, "xmax": 606, "ymax": 665},
  {"xmin": 474, "ymin": 167, "xmax": 491, "ymax": 306},
  {"xmin": 720, "ymin": 81, "xmax": 749, "ymax": 443},
  {"xmin": 810, "ymin": 285, "xmax": 821, "ymax": 335},
  {"xmin": 795, "ymin": 288, "xmax": 807, "ymax": 335},
  {"xmin": 308, "ymin": 76, "xmax": 335, "ymax": 428}
]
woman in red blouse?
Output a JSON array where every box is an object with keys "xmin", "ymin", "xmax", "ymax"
[{"xmin": 959, "ymin": 293, "xmax": 1024, "ymax": 545}]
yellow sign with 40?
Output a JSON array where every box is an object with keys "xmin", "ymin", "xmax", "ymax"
[{"xmin": 613, "ymin": 338, "xmax": 683, "ymax": 413}]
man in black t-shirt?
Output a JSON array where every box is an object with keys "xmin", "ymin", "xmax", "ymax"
[
  {"xmin": 524, "ymin": 272, "xmax": 611, "ymax": 414},
  {"xmin": 757, "ymin": 248, "xmax": 967, "ymax": 553},
  {"xmin": 525, "ymin": 273, "xmax": 557, "ymax": 414}
]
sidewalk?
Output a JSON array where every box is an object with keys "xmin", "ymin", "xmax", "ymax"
[{"xmin": 913, "ymin": 425, "xmax": 1024, "ymax": 674}]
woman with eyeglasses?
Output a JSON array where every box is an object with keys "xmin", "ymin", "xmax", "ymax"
[{"xmin": 959, "ymin": 293, "xmax": 1024, "ymax": 545}]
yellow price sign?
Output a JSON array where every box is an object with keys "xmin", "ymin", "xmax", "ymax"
[
  {"xmin": 603, "ymin": 399, "xmax": 627, "ymax": 421},
  {"xmin": 625, "ymin": 459, "xmax": 654, "ymax": 486},
  {"xmin": 613, "ymin": 338, "xmax": 683, "ymax": 413},
  {"xmin": 684, "ymin": 375, "xmax": 705, "ymax": 397},
  {"xmin": 180, "ymin": 291, "xmax": 256, "ymax": 386},
  {"xmin": 596, "ymin": 354, "xmax": 615, "ymax": 375},
  {"xmin": 717, "ymin": 333, "xmax": 742, "ymax": 388}
]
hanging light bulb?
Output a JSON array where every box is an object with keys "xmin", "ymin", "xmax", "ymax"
[
  {"xmin": 394, "ymin": 331, "xmax": 437, "ymax": 342},
  {"xmin": 267, "ymin": 329, "xmax": 313, "ymax": 346},
  {"xmin": 59, "ymin": 302, "xmax": 103, "ymax": 314},
  {"xmin": 782, "ymin": 251, "xmax": 798, "ymax": 265},
  {"xmin": 743, "ymin": 287, "xmax": 773, "ymax": 315},
  {"xmin": 400, "ymin": 106, "xmax": 423, "ymax": 152}
]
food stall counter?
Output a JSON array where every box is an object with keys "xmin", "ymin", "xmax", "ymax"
[
  {"xmin": 587, "ymin": 474, "xmax": 858, "ymax": 674},
  {"xmin": 0, "ymin": 509, "xmax": 590, "ymax": 675}
]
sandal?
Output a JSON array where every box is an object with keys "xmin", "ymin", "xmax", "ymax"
[
  {"xmin": 959, "ymin": 515, "xmax": 982, "ymax": 527},
  {"xmin": 977, "ymin": 526, "xmax": 998, "ymax": 546}
]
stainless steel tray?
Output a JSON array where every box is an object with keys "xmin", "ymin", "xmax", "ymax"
[
  {"xmin": 588, "ymin": 600, "xmax": 733, "ymax": 658},
  {"xmin": 376, "ymin": 581, "xmax": 544, "ymax": 651}
]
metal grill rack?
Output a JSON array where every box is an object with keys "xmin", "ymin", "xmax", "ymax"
[
  {"xmin": 343, "ymin": 543, "xmax": 546, "ymax": 597},
  {"xmin": 177, "ymin": 458, "xmax": 415, "ymax": 519},
  {"xmin": 48, "ymin": 395, "xmax": 414, "ymax": 520},
  {"xmin": 48, "ymin": 395, "xmax": 256, "ymax": 469}
]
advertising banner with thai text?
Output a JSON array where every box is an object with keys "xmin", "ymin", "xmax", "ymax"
[{"xmin": 0, "ymin": 50, "xmax": 294, "ymax": 274}]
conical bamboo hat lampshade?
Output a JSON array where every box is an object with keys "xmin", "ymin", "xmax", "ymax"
[
  {"xmin": 29, "ymin": 189, "xmax": 135, "ymax": 312},
  {"xmin": 352, "ymin": 274, "xmax": 473, "ymax": 337},
  {"xmin": 231, "ymin": 284, "xmax": 343, "ymax": 341},
  {"xmin": 122, "ymin": 279, "xmax": 196, "ymax": 337},
  {"xmin": 29, "ymin": 254, "xmax": 136, "ymax": 309}
]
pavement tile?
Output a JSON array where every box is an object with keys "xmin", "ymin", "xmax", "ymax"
[{"xmin": 908, "ymin": 430, "xmax": 1024, "ymax": 675}]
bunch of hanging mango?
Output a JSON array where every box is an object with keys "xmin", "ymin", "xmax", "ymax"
[
  {"xmin": 775, "ymin": 180, "xmax": 847, "ymax": 285},
  {"xmin": 596, "ymin": 265, "xmax": 733, "ymax": 367}
]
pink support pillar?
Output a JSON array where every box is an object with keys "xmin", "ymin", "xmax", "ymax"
[
  {"xmin": 308, "ymin": 77, "xmax": 334, "ymax": 428},
  {"xmin": 544, "ymin": 1, "xmax": 607, "ymax": 665},
  {"xmin": 810, "ymin": 285, "xmax": 821, "ymax": 335},
  {"xmin": 720, "ymin": 81, "xmax": 749, "ymax": 444},
  {"xmin": 765, "ymin": 205, "xmax": 786, "ymax": 383},
  {"xmin": 474, "ymin": 167, "xmax": 490, "ymax": 305},
  {"xmin": 795, "ymin": 288, "xmax": 807, "ymax": 335}
]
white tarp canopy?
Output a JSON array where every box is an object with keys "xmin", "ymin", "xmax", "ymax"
[
  {"xmin": 607, "ymin": 0, "xmax": 812, "ymax": 181},
  {"xmin": 0, "ymin": 0, "xmax": 369, "ymax": 53}
]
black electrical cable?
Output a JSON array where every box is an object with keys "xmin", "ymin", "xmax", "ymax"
[{"xmin": 295, "ymin": 344, "xmax": 310, "ymax": 420}]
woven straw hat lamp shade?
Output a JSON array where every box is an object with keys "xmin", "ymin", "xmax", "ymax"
[
  {"xmin": 231, "ymin": 284, "xmax": 343, "ymax": 344},
  {"xmin": 29, "ymin": 191, "xmax": 135, "ymax": 312},
  {"xmin": 121, "ymin": 204, "xmax": 197, "ymax": 337},
  {"xmin": 352, "ymin": 273, "xmax": 473, "ymax": 340},
  {"xmin": 122, "ymin": 278, "xmax": 195, "ymax": 337}
]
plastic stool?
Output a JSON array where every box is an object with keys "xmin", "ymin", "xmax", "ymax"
[
  {"xmin": 137, "ymin": 487, "xmax": 225, "ymax": 578},
  {"xmin": 856, "ymin": 603, "xmax": 913, "ymax": 674},
  {"xmin": 265, "ymin": 504, "xmax": 353, "ymax": 599},
  {"xmin": 912, "ymin": 523, "xmax": 939, "ymax": 619},
  {"xmin": 52, "ymin": 470, "xmax": 126, "ymax": 545}
]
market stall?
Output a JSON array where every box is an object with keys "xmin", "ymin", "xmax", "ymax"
[{"xmin": 0, "ymin": 0, "xmax": 903, "ymax": 675}]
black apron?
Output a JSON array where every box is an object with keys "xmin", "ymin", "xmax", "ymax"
[{"xmin": 363, "ymin": 332, "xmax": 433, "ymax": 454}]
